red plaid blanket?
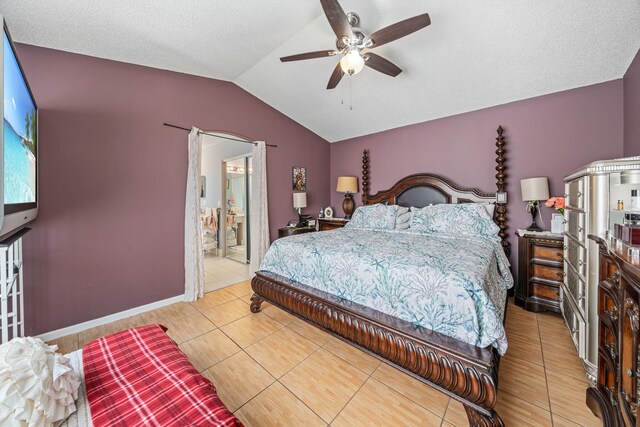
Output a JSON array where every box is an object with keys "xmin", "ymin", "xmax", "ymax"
[{"xmin": 83, "ymin": 324, "xmax": 243, "ymax": 427}]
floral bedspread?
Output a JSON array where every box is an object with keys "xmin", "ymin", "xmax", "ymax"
[{"xmin": 260, "ymin": 228, "xmax": 514, "ymax": 355}]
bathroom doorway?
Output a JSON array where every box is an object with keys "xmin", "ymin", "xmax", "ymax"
[
  {"xmin": 222, "ymin": 155, "xmax": 252, "ymax": 264},
  {"xmin": 200, "ymin": 132, "xmax": 252, "ymax": 292}
]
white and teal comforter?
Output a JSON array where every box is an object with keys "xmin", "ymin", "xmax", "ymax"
[{"xmin": 260, "ymin": 228, "xmax": 514, "ymax": 355}]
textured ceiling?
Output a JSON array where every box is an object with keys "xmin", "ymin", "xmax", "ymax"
[
  {"xmin": 0, "ymin": 0, "xmax": 322, "ymax": 81},
  {"xmin": 1, "ymin": 1, "xmax": 639, "ymax": 142}
]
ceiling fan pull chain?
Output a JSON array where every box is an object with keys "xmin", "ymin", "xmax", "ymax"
[{"xmin": 349, "ymin": 76, "xmax": 353, "ymax": 111}]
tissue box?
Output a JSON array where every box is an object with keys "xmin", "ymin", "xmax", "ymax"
[{"xmin": 551, "ymin": 213, "xmax": 564, "ymax": 234}]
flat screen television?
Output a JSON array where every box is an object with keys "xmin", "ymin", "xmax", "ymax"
[{"xmin": 0, "ymin": 16, "xmax": 38, "ymax": 237}]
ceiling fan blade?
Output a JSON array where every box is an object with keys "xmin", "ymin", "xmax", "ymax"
[
  {"xmin": 369, "ymin": 13, "xmax": 431, "ymax": 48},
  {"xmin": 320, "ymin": 0, "xmax": 353, "ymax": 40},
  {"xmin": 364, "ymin": 53, "xmax": 402, "ymax": 77},
  {"xmin": 327, "ymin": 62, "xmax": 344, "ymax": 89},
  {"xmin": 280, "ymin": 50, "xmax": 337, "ymax": 62}
]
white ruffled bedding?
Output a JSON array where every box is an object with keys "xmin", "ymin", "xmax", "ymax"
[
  {"xmin": 0, "ymin": 338, "xmax": 81, "ymax": 427},
  {"xmin": 58, "ymin": 350, "xmax": 91, "ymax": 427}
]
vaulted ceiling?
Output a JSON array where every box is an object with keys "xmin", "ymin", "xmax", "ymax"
[{"xmin": 1, "ymin": 1, "xmax": 639, "ymax": 142}]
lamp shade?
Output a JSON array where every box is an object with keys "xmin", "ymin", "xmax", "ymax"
[
  {"xmin": 336, "ymin": 176, "xmax": 358, "ymax": 194},
  {"xmin": 340, "ymin": 50, "xmax": 365, "ymax": 75},
  {"xmin": 293, "ymin": 192, "xmax": 307, "ymax": 209},
  {"xmin": 520, "ymin": 177, "xmax": 549, "ymax": 201}
]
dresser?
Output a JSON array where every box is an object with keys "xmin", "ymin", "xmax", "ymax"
[
  {"xmin": 563, "ymin": 157, "xmax": 640, "ymax": 383},
  {"xmin": 317, "ymin": 218, "xmax": 349, "ymax": 231},
  {"xmin": 516, "ymin": 232, "xmax": 563, "ymax": 313},
  {"xmin": 587, "ymin": 235, "xmax": 639, "ymax": 427}
]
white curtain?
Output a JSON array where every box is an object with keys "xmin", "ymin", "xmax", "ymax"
[
  {"xmin": 184, "ymin": 128, "xmax": 205, "ymax": 301},
  {"xmin": 250, "ymin": 141, "xmax": 270, "ymax": 275}
]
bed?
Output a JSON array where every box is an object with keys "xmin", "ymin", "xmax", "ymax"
[{"xmin": 250, "ymin": 126, "xmax": 510, "ymax": 426}]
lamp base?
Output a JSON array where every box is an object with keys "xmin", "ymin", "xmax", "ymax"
[
  {"xmin": 526, "ymin": 223, "xmax": 543, "ymax": 232},
  {"xmin": 342, "ymin": 194, "xmax": 355, "ymax": 219},
  {"xmin": 526, "ymin": 201, "xmax": 543, "ymax": 232}
]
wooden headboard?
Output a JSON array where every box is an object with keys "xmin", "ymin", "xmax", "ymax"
[{"xmin": 361, "ymin": 126, "xmax": 509, "ymax": 255}]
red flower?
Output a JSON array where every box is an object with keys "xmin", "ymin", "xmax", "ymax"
[
  {"xmin": 545, "ymin": 197, "xmax": 557, "ymax": 208},
  {"xmin": 546, "ymin": 196, "xmax": 565, "ymax": 214}
]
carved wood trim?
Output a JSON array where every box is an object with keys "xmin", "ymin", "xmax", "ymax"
[
  {"xmin": 625, "ymin": 297, "xmax": 639, "ymax": 332},
  {"xmin": 251, "ymin": 272, "xmax": 504, "ymax": 426},
  {"xmin": 364, "ymin": 173, "xmax": 496, "ymax": 206}
]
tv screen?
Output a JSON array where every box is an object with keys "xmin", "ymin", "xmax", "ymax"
[{"xmin": 3, "ymin": 29, "xmax": 36, "ymax": 213}]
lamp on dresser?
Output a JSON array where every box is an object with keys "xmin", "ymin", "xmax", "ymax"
[
  {"xmin": 520, "ymin": 177, "xmax": 549, "ymax": 231},
  {"xmin": 337, "ymin": 176, "xmax": 358, "ymax": 219}
]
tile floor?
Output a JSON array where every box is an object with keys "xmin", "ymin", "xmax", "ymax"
[
  {"xmin": 50, "ymin": 283, "xmax": 601, "ymax": 426},
  {"xmin": 204, "ymin": 253, "xmax": 250, "ymax": 292}
]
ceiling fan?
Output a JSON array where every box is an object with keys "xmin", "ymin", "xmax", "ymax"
[{"xmin": 280, "ymin": 0, "xmax": 431, "ymax": 89}]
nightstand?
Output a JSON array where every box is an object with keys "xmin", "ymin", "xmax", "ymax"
[
  {"xmin": 277, "ymin": 226, "xmax": 315, "ymax": 239},
  {"xmin": 317, "ymin": 218, "xmax": 350, "ymax": 231},
  {"xmin": 516, "ymin": 232, "xmax": 564, "ymax": 313}
]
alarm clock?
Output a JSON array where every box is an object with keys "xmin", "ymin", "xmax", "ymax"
[{"xmin": 324, "ymin": 207, "xmax": 333, "ymax": 218}]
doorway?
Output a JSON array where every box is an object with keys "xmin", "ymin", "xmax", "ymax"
[
  {"xmin": 222, "ymin": 155, "xmax": 252, "ymax": 264},
  {"xmin": 200, "ymin": 132, "xmax": 252, "ymax": 292}
]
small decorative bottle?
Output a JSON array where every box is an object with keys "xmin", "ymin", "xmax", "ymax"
[{"xmin": 319, "ymin": 207, "xmax": 324, "ymax": 218}]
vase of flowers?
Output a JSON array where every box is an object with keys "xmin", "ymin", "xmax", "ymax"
[
  {"xmin": 545, "ymin": 197, "xmax": 565, "ymax": 214},
  {"xmin": 546, "ymin": 197, "xmax": 565, "ymax": 234}
]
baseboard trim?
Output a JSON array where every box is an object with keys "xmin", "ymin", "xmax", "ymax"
[{"xmin": 37, "ymin": 294, "xmax": 185, "ymax": 342}]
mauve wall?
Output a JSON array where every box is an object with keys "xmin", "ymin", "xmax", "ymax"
[
  {"xmin": 624, "ymin": 49, "xmax": 640, "ymax": 156},
  {"xmin": 15, "ymin": 44, "xmax": 330, "ymax": 335},
  {"xmin": 330, "ymin": 80, "xmax": 624, "ymax": 270}
]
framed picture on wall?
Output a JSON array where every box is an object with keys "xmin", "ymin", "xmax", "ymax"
[{"xmin": 293, "ymin": 166, "xmax": 306, "ymax": 191}]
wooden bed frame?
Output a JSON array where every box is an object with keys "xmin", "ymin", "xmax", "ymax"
[{"xmin": 250, "ymin": 126, "xmax": 509, "ymax": 426}]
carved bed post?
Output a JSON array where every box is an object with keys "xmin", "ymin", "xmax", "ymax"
[
  {"xmin": 362, "ymin": 149, "xmax": 369, "ymax": 204},
  {"xmin": 495, "ymin": 126, "xmax": 510, "ymax": 256}
]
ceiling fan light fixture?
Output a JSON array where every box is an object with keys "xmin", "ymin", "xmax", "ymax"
[{"xmin": 340, "ymin": 49, "xmax": 365, "ymax": 75}]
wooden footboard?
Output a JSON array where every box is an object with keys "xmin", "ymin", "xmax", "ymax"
[{"xmin": 251, "ymin": 271, "xmax": 504, "ymax": 427}]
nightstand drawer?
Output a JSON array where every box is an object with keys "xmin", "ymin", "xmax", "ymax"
[
  {"xmin": 532, "ymin": 245, "xmax": 563, "ymax": 262},
  {"xmin": 531, "ymin": 281, "xmax": 561, "ymax": 301},
  {"xmin": 531, "ymin": 264, "xmax": 563, "ymax": 283}
]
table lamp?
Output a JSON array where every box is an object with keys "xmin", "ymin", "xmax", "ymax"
[
  {"xmin": 293, "ymin": 192, "xmax": 307, "ymax": 226},
  {"xmin": 336, "ymin": 176, "xmax": 358, "ymax": 219},
  {"xmin": 520, "ymin": 177, "xmax": 549, "ymax": 231}
]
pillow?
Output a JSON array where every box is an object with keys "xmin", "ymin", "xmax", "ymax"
[
  {"xmin": 395, "ymin": 206, "xmax": 411, "ymax": 230},
  {"xmin": 480, "ymin": 203, "xmax": 495, "ymax": 218},
  {"xmin": 0, "ymin": 337, "xmax": 80, "ymax": 426},
  {"xmin": 410, "ymin": 203, "xmax": 500, "ymax": 241},
  {"xmin": 346, "ymin": 204, "xmax": 399, "ymax": 230}
]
